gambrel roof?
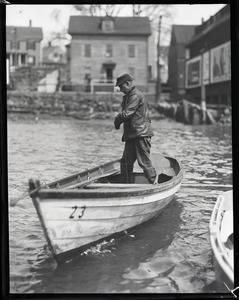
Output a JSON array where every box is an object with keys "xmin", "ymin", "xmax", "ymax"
[
  {"xmin": 6, "ymin": 26, "xmax": 43, "ymax": 41},
  {"xmin": 68, "ymin": 16, "xmax": 151, "ymax": 36}
]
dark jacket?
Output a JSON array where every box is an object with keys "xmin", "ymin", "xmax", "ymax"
[{"xmin": 114, "ymin": 87, "xmax": 154, "ymax": 141}]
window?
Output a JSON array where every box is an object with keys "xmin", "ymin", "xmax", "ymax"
[
  {"xmin": 28, "ymin": 55, "xmax": 35, "ymax": 65},
  {"xmin": 20, "ymin": 54, "xmax": 26, "ymax": 65},
  {"xmin": 10, "ymin": 41, "xmax": 19, "ymax": 50},
  {"xmin": 12, "ymin": 54, "xmax": 17, "ymax": 66},
  {"xmin": 128, "ymin": 45, "xmax": 135, "ymax": 58},
  {"xmin": 105, "ymin": 44, "xmax": 113, "ymax": 57},
  {"xmin": 102, "ymin": 20, "xmax": 114, "ymax": 31},
  {"xmin": 185, "ymin": 48, "xmax": 190, "ymax": 59},
  {"xmin": 85, "ymin": 44, "xmax": 91, "ymax": 57},
  {"xmin": 27, "ymin": 41, "xmax": 36, "ymax": 50}
]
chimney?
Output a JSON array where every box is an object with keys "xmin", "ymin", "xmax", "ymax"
[
  {"xmin": 29, "ymin": 20, "xmax": 32, "ymax": 27},
  {"xmin": 201, "ymin": 18, "xmax": 204, "ymax": 24}
]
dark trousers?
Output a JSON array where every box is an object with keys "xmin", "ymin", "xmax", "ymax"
[{"xmin": 121, "ymin": 137, "xmax": 156, "ymax": 183}]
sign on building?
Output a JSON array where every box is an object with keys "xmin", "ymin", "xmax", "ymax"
[
  {"xmin": 185, "ymin": 56, "xmax": 201, "ymax": 88},
  {"xmin": 210, "ymin": 41, "xmax": 231, "ymax": 83}
]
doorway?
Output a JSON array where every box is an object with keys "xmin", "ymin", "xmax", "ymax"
[
  {"xmin": 103, "ymin": 63, "xmax": 115, "ymax": 83},
  {"xmin": 105, "ymin": 67, "xmax": 113, "ymax": 82}
]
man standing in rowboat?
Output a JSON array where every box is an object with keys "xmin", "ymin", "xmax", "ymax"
[{"xmin": 114, "ymin": 73, "xmax": 157, "ymax": 184}]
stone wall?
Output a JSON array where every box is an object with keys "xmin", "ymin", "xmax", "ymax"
[
  {"xmin": 7, "ymin": 91, "xmax": 158, "ymax": 120},
  {"xmin": 7, "ymin": 91, "xmax": 229, "ymax": 124}
]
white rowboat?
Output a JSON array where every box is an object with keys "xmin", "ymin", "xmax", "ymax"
[
  {"xmin": 209, "ymin": 190, "xmax": 234, "ymax": 291},
  {"xmin": 29, "ymin": 153, "xmax": 183, "ymax": 263}
]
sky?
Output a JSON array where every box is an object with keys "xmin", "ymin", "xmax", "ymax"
[{"xmin": 6, "ymin": 4, "xmax": 226, "ymax": 46}]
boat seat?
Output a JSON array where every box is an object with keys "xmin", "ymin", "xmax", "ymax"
[
  {"xmin": 162, "ymin": 168, "xmax": 175, "ymax": 177},
  {"xmin": 220, "ymin": 210, "xmax": 233, "ymax": 243},
  {"xmin": 151, "ymin": 153, "xmax": 171, "ymax": 169}
]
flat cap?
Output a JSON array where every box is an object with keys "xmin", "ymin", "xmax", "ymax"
[{"xmin": 115, "ymin": 73, "xmax": 133, "ymax": 87}]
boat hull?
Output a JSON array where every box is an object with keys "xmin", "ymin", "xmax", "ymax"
[
  {"xmin": 34, "ymin": 184, "xmax": 180, "ymax": 262},
  {"xmin": 209, "ymin": 190, "xmax": 234, "ymax": 291},
  {"xmin": 29, "ymin": 154, "xmax": 183, "ymax": 263}
]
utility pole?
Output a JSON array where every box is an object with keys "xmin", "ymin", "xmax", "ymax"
[
  {"xmin": 13, "ymin": 27, "xmax": 17, "ymax": 66},
  {"xmin": 200, "ymin": 49, "xmax": 206, "ymax": 124},
  {"xmin": 155, "ymin": 15, "xmax": 162, "ymax": 104}
]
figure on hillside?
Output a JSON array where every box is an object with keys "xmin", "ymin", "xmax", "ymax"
[{"xmin": 84, "ymin": 74, "xmax": 91, "ymax": 92}]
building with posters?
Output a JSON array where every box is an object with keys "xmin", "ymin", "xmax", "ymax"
[
  {"xmin": 185, "ymin": 5, "xmax": 230, "ymax": 108},
  {"xmin": 168, "ymin": 25, "xmax": 197, "ymax": 99},
  {"xmin": 68, "ymin": 15, "xmax": 154, "ymax": 91}
]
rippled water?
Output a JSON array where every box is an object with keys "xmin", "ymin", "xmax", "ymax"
[{"xmin": 7, "ymin": 113, "xmax": 232, "ymax": 294}]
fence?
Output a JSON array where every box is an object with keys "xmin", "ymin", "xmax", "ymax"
[
  {"xmin": 61, "ymin": 79, "xmax": 156, "ymax": 94},
  {"xmin": 90, "ymin": 79, "xmax": 115, "ymax": 93}
]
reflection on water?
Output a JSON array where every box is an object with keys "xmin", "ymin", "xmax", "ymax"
[{"xmin": 7, "ymin": 114, "xmax": 232, "ymax": 294}]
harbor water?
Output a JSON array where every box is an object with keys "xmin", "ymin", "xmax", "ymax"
[{"xmin": 7, "ymin": 113, "xmax": 232, "ymax": 294}]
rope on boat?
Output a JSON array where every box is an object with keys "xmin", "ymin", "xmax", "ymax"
[
  {"xmin": 29, "ymin": 186, "xmax": 42, "ymax": 196},
  {"xmin": 10, "ymin": 179, "xmax": 42, "ymax": 207},
  {"xmin": 9, "ymin": 189, "xmax": 29, "ymax": 207},
  {"xmin": 10, "ymin": 187, "xmax": 41, "ymax": 207}
]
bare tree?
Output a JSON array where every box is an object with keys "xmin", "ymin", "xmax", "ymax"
[
  {"xmin": 47, "ymin": 8, "xmax": 71, "ymax": 46},
  {"xmin": 132, "ymin": 5, "xmax": 173, "ymax": 19},
  {"xmin": 74, "ymin": 5, "xmax": 123, "ymax": 17},
  {"xmin": 131, "ymin": 5, "xmax": 174, "ymax": 45},
  {"xmin": 131, "ymin": 5, "xmax": 175, "ymax": 103}
]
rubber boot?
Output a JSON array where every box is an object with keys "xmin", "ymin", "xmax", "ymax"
[{"xmin": 144, "ymin": 167, "xmax": 157, "ymax": 184}]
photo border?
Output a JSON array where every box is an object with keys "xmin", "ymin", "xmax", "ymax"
[{"xmin": 1, "ymin": 0, "xmax": 238, "ymax": 299}]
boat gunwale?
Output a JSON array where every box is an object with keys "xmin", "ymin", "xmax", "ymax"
[
  {"xmin": 30, "ymin": 156, "xmax": 183, "ymax": 199},
  {"xmin": 31, "ymin": 173, "xmax": 183, "ymax": 199}
]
